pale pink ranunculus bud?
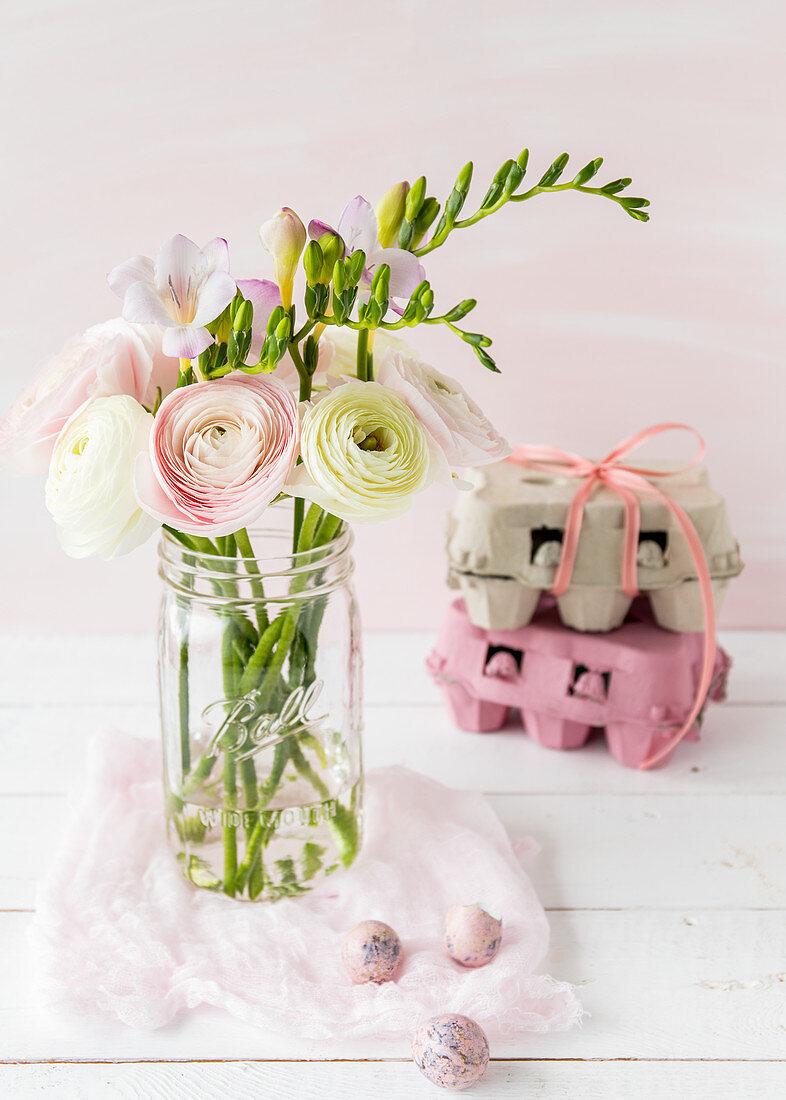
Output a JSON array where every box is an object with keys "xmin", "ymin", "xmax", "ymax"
[
  {"xmin": 45, "ymin": 395, "xmax": 160, "ymax": 560},
  {"xmin": 259, "ymin": 208, "xmax": 307, "ymax": 309},
  {"xmin": 0, "ymin": 319, "xmax": 177, "ymax": 476},
  {"xmin": 376, "ymin": 348, "xmax": 511, "ymax": 468},
  {"xmin": 135, "ymin": 373, "xmax": 299, "ymax": 537}
]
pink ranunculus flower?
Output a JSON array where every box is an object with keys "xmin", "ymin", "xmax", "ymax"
[
  {"xmin": 0, "ymin": 319, "xmax": 177, "ymax": 476},
  {"xmin": 376, "ymin": 348, "xmax": 511, "ymax": 468},
  {"xmin": 135, "ymin": 373, "xmax": 299, "ymax": 537}
]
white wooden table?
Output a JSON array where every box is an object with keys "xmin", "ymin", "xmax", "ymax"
[{"xmin": 0, "ymin": 630, "xmax": 784, "ymax": 1098}]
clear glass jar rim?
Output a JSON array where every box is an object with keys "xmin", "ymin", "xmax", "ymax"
[{"xmin": 159, "ymin": 523, "xmax": 354, "ymax": 583}]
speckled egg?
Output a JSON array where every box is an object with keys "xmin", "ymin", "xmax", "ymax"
[
  {"xmin": 444, "ymin": 903, "xmax": 502, "ymax": 968},
  {"xmin": 342, "ymin": 920, "xmax": 402, "ymax": 984},
  {"xmin": 411, "ymin": 1014, "xmax": 489, "ymax": 1090}
]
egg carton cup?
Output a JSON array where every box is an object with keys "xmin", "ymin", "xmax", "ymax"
[
  {"xmin": 427, "ymin": 598, "xmax": 731, "ymax": 770},
  {"xmin": 447, "ymin": 460, "xmax": 743, "ymax": 633}
]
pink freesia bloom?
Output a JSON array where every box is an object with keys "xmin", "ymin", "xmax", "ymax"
[
  {"xmin": 108, "ymin": 235, "xmax": 236, "ymax": 359},
  {"xmin": 135, "ymin": 373, "xmax": 299, "ymax": 537},
  {"xmin": 236, "ymin": 278, "xmax": 282, "ymax": 363},
  {"xmin": 309, "ymin": 197, "xmax": 425, "ymax": 304},
  {"xmin": 376, "ymin": 348, "xmax": 511, "ymax": 468},
  {"xmin": 0, "ymin": 319, "xmax": 177, "ymax": 476}
]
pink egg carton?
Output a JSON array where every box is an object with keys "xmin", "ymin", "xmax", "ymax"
[
  {"xmin": 447, "ymin": 460, "xmax": 743, "ymax": 633},
  {"xmin": 427, "ymin": 598, "xmax": 731, "ymax": 769}
]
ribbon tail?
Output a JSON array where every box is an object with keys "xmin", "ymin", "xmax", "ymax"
[
  {"xmin": 638, "ymin": 494, "xmax": 717, "ymax": 770},
  {"xmin": 552, "ymin": 476, "xmax": 597, "ymax": 597},
  {"xmin": 616, "ymin": 484, "xmax": 641, "ymax": 599}
]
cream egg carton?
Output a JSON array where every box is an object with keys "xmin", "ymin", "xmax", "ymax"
[{"xmin": 447, "ymin": 460, "xmax": 743, "ymax": 633}]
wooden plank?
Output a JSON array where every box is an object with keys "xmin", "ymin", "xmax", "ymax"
[
  {"xmin": 0, "ymin": 630, "xmax": 782, "ymax": 708},
  {"xmin": 0, "ymin": 702, "xmax": 784, "ymax": 798},
  {"xmin": 0, "ymin": 1059, "xmax": 784, "ymax": 1099},
  {"xmin": 1, "ymin": 789, "xmax": 783, "ymax": 912},
  {"xmin": 1, "ymin": 910, "xmax": 784, "ymax": 1062}
]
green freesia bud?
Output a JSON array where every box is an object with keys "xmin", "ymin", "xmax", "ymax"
[
  {"xmin": 304, "ymin": 240, "xmax": 323, "ymax": 286},
  {"xmin": 375, "ymin": 181, "xmax": 410, "ymax": 248},
  {"xmin": 233, "ymin": 299, "xmax": 253, "ymax": 332},
  {"xmin": 370, "ymin": 263, "xmax": 390, "ymax": 303},
  {"xmin": 314, "ymin": 231, "xmax": 345, "ymax": 281},
  {"xmin": 333, "ymin": 259, "xmax": 347, "ymax": 294},
  {"xmin": 317, "ymin": 231, "xmax": 345, "ymax": 280},
  {"xmin": 347, "ymin": 249, "xmax": 366, "ymax": 286},
  {"xmin": 405, "ymin": 176, "xmax": 427, "ymax": 221},
  {"xmin": 456, "ymin": 161, "xmax": 473, "ymax": 191},
  {"xmin": 411, "ymin": 198, "xmax": 440, "ymax": 246}
]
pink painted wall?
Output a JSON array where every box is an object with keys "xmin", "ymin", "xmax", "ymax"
[{"xmin": 1, "ymin": 0, "xmax": 783, "ymax": 632}]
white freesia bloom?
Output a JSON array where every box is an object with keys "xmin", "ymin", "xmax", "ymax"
[
  {"xmin": 287, "ymin": 381, "xmax": 440, "ymax": 523},
  {"xmin": 376, "ymin": 348, "xmax": 511, "ymax": 468},
  {"xmin": 45, "ymin": 396, "xmax": 160, "ymax": 559}
]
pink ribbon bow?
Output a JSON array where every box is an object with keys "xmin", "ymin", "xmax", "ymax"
[{"xmin": 507, "ymin": 423, "xmax": 717, "ymax": 770}]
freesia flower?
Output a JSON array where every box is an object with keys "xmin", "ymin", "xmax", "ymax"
[
  {"xmin": 309, "ymin": 197, "xmax": 425, "ymax": 304},
  {"xmin": 0, "ymin": 320, "xmax": 176, "ymax": 476},
  {"xmin": 259, "ymin": 208, "xmax": 306, "ymax": 309},
  {"xmin": 45, "ymin": 395, "xmax": 159, "ymax": 559},
  {"xmin": 377, "ymin": 348, "xmax": 511, "ymax": 467},
  {"xmin": 135, "ymin": 374, "xmax": 299, "ymax": 537},
  {"xmin": 108, "ymin": 235, "xmax": 236, "ymax": 359},
  {"xmin": 286, "ymin": 381, "xmax": 440, "ymax": 523}
]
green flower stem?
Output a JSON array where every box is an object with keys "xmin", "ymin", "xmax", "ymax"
[
  {"xmin": 290, "ymin": 740, "xmax": 329, "ymax": 801},
  {"xmin": 221, "ymin": 621, "xmax": 239, "ymax": 896},
  {"xmin": 235, "ymin": 527, "xmax": 269, "ymax": 634},
  {"xmin": 414, "ymin": 176, "xmax": 647, "ymax": 257},
  {"xmin": 313, "ymin": 511, "xmax": 343, "ymax": 548},
  {"xmin": 296, "ymin": 503, "xmax": 323, "ymax": 554},
  {"xmin": 356, "ymin": 327, "xmax": 369, "ymax": 381},
  {"xmin": 237, "ymin": 614, "xmax": 286, "ymax": 695},
  {"xmin": 222, "ymin": 753, "xmax": 238, "ymax": 896},
  {"xmin": 177, "ymin": 592, "xmax": 191, "ymax": 773}
]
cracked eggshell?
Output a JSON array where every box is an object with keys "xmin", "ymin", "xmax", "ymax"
[
  {"xmin": 444, "ymin": 903, "xmax": 503, "ymax": 968},
  {"xmin": 412, "ymin": 1013, "xmax": 490, "ymax": 1090},
  {"xmin": 342, "ymin": 920, "xmax": 402, "ymax": 984}
]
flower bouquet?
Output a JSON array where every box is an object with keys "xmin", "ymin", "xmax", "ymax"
[{"xmin": 0, "ymin": 150, "xmax": 648, "ymax": 900}]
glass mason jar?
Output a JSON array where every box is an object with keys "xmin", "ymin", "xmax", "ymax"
[{"xmin": 157, "ymin": 518, "xmax": 363, "ymax": 901}]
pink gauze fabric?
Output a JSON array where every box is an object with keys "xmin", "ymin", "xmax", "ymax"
[{"xmin": 31, "ymin": 731, "xmax": 582, "ymax": 1038}]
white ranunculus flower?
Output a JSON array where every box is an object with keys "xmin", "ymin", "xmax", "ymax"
[
  {"xmin": 376, "ymin": 348, "xmax": 511, "ymax": 467},
  {"xmin": 317, "ymin": 327, "xmax": 417, "ymax": 386},
  {"xmin": 45, "ymin": 395, "xmax": 160, "ymax": 559},
  {"xmin": 286, "ymin": 381, "xmax": 441, "ymax": 523}
]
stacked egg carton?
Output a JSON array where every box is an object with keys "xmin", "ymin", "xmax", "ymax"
[{"xmin": 427, "ymin": 460, "xmax": 741, "ymax": 768}]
